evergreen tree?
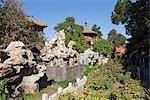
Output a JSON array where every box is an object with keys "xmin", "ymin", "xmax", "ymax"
[
  {"xmin": 0, "ymin": 0, "xmax": 45, "ymax": 48},
  {"xmin": 111, "ymin": 0, "xmax": 149, "ymax": 52},
  {"xmin": 91, "ymin": 24, "xmax": 102, "ymax": 38},
  {"xmin": 108, "ymin": 29, "xmax": 126, "ymax": 47},
  {"xmin": 54, "ymin": 17, "xmax": 90, "ymax": 53}
]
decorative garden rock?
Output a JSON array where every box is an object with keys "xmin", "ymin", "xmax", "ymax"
[
  {"xmin": 41, "ymin": 30, "xmax": 83, "ymax": 81},
  {"xmin": 79, "ymin": 49, "xmax": 99, "ymax": 66},
  {"xmin": 41, "ymin": 30, "xmax": 81, "ymax": 68},
  {"xmin": 0, "ymin": 41, "xmax": 46, "ymax": 97}
]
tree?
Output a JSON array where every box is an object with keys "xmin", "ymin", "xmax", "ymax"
[
  {"xmin": 108, "ymin": 29, "xmax": 117, "ymax": 45},
  {"xmin": 54, "ymin": 17, "xmax": 90, "ymax": 53},
  {"xmin": 0, "ymin": 0, "xmax": 45, "ymax": 48},
  {"xmin": 108, "ymin": 29, "xmax": 126, "ymax": 47},
  {"xmin": 111, "ymin": 0, "xmax": 150, "ymax": 88},
  {"xmin": 111, "ymin": 0, "xmax": 149, "ymax": 52},
  {"xmin": 91, "ymin": 24, "xmax": 102, "ymax": 38}
]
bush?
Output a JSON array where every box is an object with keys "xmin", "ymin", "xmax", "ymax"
[
  {"xmin": 22, "ymin": 84, "xmax": 58, "ymax": 100},
  {"xmin": 57, "ymin": 77, "xmax": 76, "ymax": 88},
  {"xmin": 93, "ymin": 39, "xmax": 113, "ymax": 57},
  {"xmin": 57, "ymin": 61, "xmax": 145, "ymax": 100},
  {"xmin": 84, "ymin": 65, "xmax": 99, "ymax": 76},
  {"xmin": 0, "ymin": 79, "xmax": 9, "ymax": 100}
]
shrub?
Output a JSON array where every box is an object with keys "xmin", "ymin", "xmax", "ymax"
[
  {"xmin": 57, "ymin": 77, "xmax": 76, "ymax": 88},
  {"xmin": 84, "ymin": 65, "xmax": 99, "ymax": 76},
  {"xmin": 22, "ymin": 84, "xmax": 58, "ymax": 100},
  {"xmin": 93, "ymin": 39, "xmax": 113, "ymax": 57},
  {"xmin": 57, "ymin": 61, "xmax": 145, "ymax": 100},
  {"xmin": 0, "ymin": 79, "xmax": 9, "ymax": 100}
]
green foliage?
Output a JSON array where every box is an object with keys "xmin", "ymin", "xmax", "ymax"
[
  {"xmin": 111, "ymin": 0, "xmax": 149, "ymax": 52},
  {"xmin": 54, "ymin": 17, "xmax": 90, "ymax": 53},
  {"xmin": 91, "ymin": 24, "xmax": 102, "ymax": 38},
  {"xmin": 22, "ymin": 84, "xmax": 58, "ymax": 100},
  {"xmin": 108, "ymin": 29, "xmax": 126, "ymax": 47},
  {"xmin": 57, "ymin": 77, "xmax": 76, "ymax": 88},
  {"xmin": 54, "ymin": 17, "xmax": 113, "ymax": 55},
  {"xmin": 84, "ymin": 65, "xmax": 99, "ymax": 76},
  {"xmin": 74, "ymin": 40, "xmax": 90, "ymax": 53},
  {"xmin": 57, "ymin": 60, "xmax": 145, "ymax": 99},
  {"xmin": 0, "ymin": 79, "xmax": 9, "ymax": 100},
  {"xmin": 111, "ymin": 0, "xmax": 131, "ymax": 25},
  {"xmin": 93, "ymin": 39, "xmax": 113, "ymax": 56},
  {"xmin": 0, "ymin": 0, "xmax": 45, "ymax": 48}
]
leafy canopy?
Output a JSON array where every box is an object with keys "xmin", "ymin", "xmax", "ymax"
[
  {"xmin": 54, "ymin": 17, "xmax": 90, "ymax": 53},
  {"xmin": 0, "ymin": 0, "xmax": 45, "ymax": 48},
  {"xmin": 108, "ymin": 29, "xmax": 126, "ymax": 47},
  {"xmin": 93, "ymin": 39, "xmax": 113, "ymax": 56},
  {"xmin": 111, "ymin": 0, "xmax": 149, "ymax": 52},
  {"xmin": 91, "ymin": 24, "xmax": 102, "ymax": 38}
]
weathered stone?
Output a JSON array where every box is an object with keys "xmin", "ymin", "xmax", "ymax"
[
  {"xmin": 41, "ymin": 30, "xmax": 83, "ymax": 81},
  {"xmin": 4, "ymin": 41, "xmax": 25, "ymax": 52},
  {"xmin": 79, "ymin": 49, "xmax": 109, "ymax": 66},
  {"xmin": 68, "ymin": 41, "xmax": 76, "ymax": 49},
  {"xmin": 0, "ymin": 63, "xmax": 13, "ymax": 78},
  {"xmin": 41, "ymin": 30, "xmax": 81, "ymax": 68},
  {"xmin": 13, "ymin": 66, "xmax": 46, "ymax": 96},
  {"xmin": 79, "ymin": 49, "xmax": 99, "ymax": 66},
  {"xmin": 0, "ymin": 41, "xmax": 46, "ymax": 97},
  {"xmin": 3, "ymin": 57, "xmax": 28, "ymax": 66},
  {"xmin": 0, "ymin": 51, "xmax": 9, "ymax": 63},
  {"xmin": 97, "ymin": 55, "xmax": 109, "ymax": 65},
  {"xmin": 13, "ymin": 65, "xmax": 24, "ymax": 73}
]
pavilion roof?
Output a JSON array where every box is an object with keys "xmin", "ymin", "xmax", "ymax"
[
  {"xmin": 32, "ymin": 20, "xmax": 48, "ymax": 27},
  {"xmin": 83, "ymin": 27, "xmax": 98, "ymax": 35}
]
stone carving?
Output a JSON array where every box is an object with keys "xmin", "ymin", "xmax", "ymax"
[{"xmin": 0, "ymin": 41, "xmax": 46, "ymax": 97}]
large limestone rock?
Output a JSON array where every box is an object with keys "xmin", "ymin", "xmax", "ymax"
[
  {"xmin": 41, "ymin": 30, "xmax": 83, "ymax": 81},
  {"xmin": 12, "ymin": 65, "xmax": 46, "ymax": 96},
  {"xmin": 79, "ymin": 49, "xmax": 109, "ymax": 66},
  {"xmin": 3, "ymin": 41, "xmax": 25, "ymax": 52},
  {"xmin": 97, "ymin": 54, "xmax": 109, "ymax": 65},
  {"xmin": 79, "ymin": 49, "xmax": 99, "ymax": 66},
  {"xmin": 41, "ymin": 30, "xmax": 81, "ymax": 68},
  {"xmin": 0, "ymin": 63, "xmax": 13, "ymax": 78},
  {"xmin": 68, "ymin": 41, "xmax": 76, "ymax": 49},
  {"xmin": 40, "ymin": 30, "xmax": 66, "ymax": 57},
  {"xmin": 0, "ymin": 41, "xmax": 46, "ymax": 97}
]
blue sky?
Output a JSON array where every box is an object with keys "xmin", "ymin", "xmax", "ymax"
[{"xmin": 22, "ymin": 0, "xmax": 126, "ymax": 40}]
